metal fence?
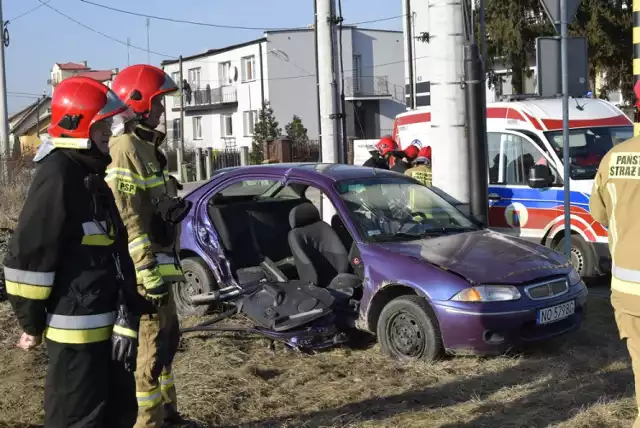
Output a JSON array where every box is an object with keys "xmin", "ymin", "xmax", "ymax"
[
  {"xmin": 173, "ymin": 86, "xmax": 238, "ymax": 108},
  {"xmin": 344, "ymin": 76, "xmax": 391, "ymax": 98}
]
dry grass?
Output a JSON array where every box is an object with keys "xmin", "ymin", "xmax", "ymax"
[
  {"xmin": 0, "ymin": 157, "xmax": 34, "ymax": 230},
  {"xmin": 0, "ymin": 294, "xmax": 636, "ymax": 428}
]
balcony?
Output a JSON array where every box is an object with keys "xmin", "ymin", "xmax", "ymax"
[
  {"xmin": 344, "ymin": 76, "xmax": 394, "ymax": 100},
  {"xmin": 171, "ymin": 86, "xmax": 238, "ymax": 112}
]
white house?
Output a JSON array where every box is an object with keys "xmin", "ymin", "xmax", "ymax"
[
  {"xmin": 49, "ymin": 62, "xmax": 119, "ymax": 93},
  {"xmin": 161, "ymin": 26, "xmax": 407, "ymax": 151}
]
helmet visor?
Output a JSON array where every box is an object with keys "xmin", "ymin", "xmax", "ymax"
[
  {"xmin": 95, "ymin": 89, "xmax": 130, "ymax": 120},
  {"xmin": 158, "ymin": 73, "xmax": 179, "ymax": 96}
]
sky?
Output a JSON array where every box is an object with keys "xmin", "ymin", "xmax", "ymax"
[{"xmin": 4, "ymin": 0, "xmax": 402, "ymax": 115}]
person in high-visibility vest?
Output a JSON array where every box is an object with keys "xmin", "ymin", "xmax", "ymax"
[
  {"xmin": 3, "ymin": 76, "xmax": 142, "ymax": 427},
  {"xmin": 405, "ymin": 146, "xmax": 433, "ymax": 218},
  {"xmin": 405, "ymin": 146, "xmax": 432, "ymax": 186}
]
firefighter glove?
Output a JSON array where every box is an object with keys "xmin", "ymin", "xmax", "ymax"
[
  {"xmin": 111, "ymin": 302, "xmax": 140, "ymax": 372},
  {"xmin": 140, "ymin": 266, "xmax": 170, "ymax": 307}
]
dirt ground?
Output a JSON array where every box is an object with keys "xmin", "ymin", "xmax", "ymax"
[{"xmin": 0, "ymin": 294, "xmax": 636, "ymax": 428}]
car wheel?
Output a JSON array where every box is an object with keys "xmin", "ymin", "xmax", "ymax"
[
  {"xmin": 377, "ymin": 295, "xmax": 443, "ymax": 361},
  {"xmin": 555, "ymin": 235, "xmax": 596, "ymax": 278},
  {"xmin": 173, "ymin": 257, "xmax": 218, "ymax": 317}
]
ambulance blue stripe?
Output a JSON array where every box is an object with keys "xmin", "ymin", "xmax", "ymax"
[{"xmin": 488, "ymin": 187, "xmax": 590, "ymax": 209}]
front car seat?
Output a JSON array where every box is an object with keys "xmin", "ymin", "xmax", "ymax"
[{"xmin": 288, "ymin": 203, "xmax": 361, "ymax": 300}]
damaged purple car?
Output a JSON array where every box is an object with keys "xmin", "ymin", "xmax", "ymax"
[{"xmin": 175, "ymin": 163, "xmax": 588, "ymax": 360}]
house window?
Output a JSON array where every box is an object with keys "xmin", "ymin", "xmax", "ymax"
[
  {"xmin": 243, "ymin": 110, "xmax": 258, "ymax": 136},
  {"xmin": 192, "ymin": 117, "xmax": 202, "ymax": 140},
  {"xmin": 221, "ymin": 114, "xmax": 233, "ymax": 137},
  {"xmin": 352, "ymin": 55, "xmax": 362, "ymax": 94},
  {"xmin": 187, "ymin": 67, "xmax": 201, "ymax": 90},
  {"xmin": 171, "ymin": 118, "xmax": 181, "ymax": 141},
  {"xmin": 219, "ymin": 62, "xmax": 231, "ymax": 86},
  {"xmin": 171, "ymin": 71, "xmax": 180, "ymax": 85},
  {"xmin": 241, "ymin": 56, "xmax": 256, "ymax": 82}
]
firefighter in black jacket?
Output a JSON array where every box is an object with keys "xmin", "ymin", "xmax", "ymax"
[{"xmin": 3, "ymin": 76, "xmax": 144, "ymax": 428}]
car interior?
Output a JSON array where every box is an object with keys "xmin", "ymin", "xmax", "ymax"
[{"xmin": 206, "ymin": 181, "xmax": 361, "ymax": 298}]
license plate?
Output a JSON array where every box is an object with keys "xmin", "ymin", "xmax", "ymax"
[{"xmin": 537, "ymin": 300, "xmax": 575, "ymax": 325}]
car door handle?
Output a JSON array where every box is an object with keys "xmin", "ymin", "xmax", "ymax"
[{"xmin": 488, "ymin": 193, "xmax": 502, "ymax": 201}]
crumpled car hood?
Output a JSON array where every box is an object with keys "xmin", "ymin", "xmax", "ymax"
[{"xmin": 374, "ymin": 229, "xmax": 572, "ymax": 284}]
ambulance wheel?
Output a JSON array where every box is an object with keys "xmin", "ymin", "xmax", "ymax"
[
  {"xmin": 174, "ymin": 257, "xmax": 218, "ymax": 317},
  {"xmin": 555, "ymin": 235, "xmax": 596, "ymax": 279}
]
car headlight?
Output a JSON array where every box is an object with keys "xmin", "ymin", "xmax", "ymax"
[
  {"xmin": 568, "ymin": 269, "xmax": 582, "ymax": 286},
  {"xmin": 451, "ymin": 285, "xmax": 522, "ymax": 302}
]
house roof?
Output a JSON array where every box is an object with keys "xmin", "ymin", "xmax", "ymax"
[
  {"xmin": 76, "ymin": 70, "xmax": 114, "ymax": 82},
  {"xmin": 160, "ymin": 37, "xmax": 267, "ymax": 66},
  {"xmin": 56, "ymin": 62, "xmax": 89, "ymax": 71},
  {"xmin": 10, "ymin": 96, "xmax": 51, "ymax": 135}
]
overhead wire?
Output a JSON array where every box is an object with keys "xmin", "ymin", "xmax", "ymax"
[
  {"xmin": 6, "ymin": 0, "xmax": 50, "ymax": 23},
  {"xmin": 37, "ymin": 0, "xmax": 175, "ymax": 58},
  {"xmin": 8, "ymin": 91, "xmax": 45, "ymax": 97},
  {"xmin": 78, "ymin": 0, "xmax": 289, "ymax": 31},
  {"xmin": 79, "ymin": 0, "xmax": 404, "ymax": 31},
  {"xmin": 36, "ymin": 0, "xmax": 410, "ymax": 83}
]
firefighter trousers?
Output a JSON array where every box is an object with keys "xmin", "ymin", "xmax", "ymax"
[
  {"xmin": 134, "ymin": 288, "xmax": 181, "ymax": 428},
  {"xmin": 44, "ymin": 340, "xmax": 137, "ymax": 428},
  {"xmin": 614, "ymin": 309, "xmax": 640, "ymax": 428}
]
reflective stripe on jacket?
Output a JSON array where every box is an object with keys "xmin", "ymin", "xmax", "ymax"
[
  {"xmin": 2, "ymin": 146, "xmax": 138, "ymax": 344},
  {"xmin": 405, "ymin": 164, "xmax": 433, "ymax": 187},
  {"xmin": 106, "ymin": 124, "xmax": 184, "ymax": 285},
  {"xmin": 590, "ymin": 136, "xmax": 640, "ymax": 298}
]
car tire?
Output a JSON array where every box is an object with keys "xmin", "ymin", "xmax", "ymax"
[
  {"xmin": 173, "ymin": 257, "xmax": 218, "ymax": 317},
  {"xmin": 555, "ymin": 235, "xmax": 596, "ymax": 279},
  {"xmin": 377, "ymin": 295, "xmax": 443, "ymax": 361}
]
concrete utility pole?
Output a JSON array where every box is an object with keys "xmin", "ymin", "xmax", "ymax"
[
  {"xmin": 178, "ymin": 55, "xmax": 185, "ymax": 182},
  {"xmin": 404, "ymin": 0, "xmax": 415, "ymax": 109},
  {"xmin": 316, "ymin": 0, "xmax": 340, "ymax": 220},
  {"xmin": 429, "ymin": 0, "xmax": 469, "ymax": 207},
  {"xmin": 0, "ymin": 1, "xmax": 9, "ymax": 177}
]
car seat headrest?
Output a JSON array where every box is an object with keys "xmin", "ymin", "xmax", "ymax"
[{"xmin": 289, "ymin": 202, "xmax": 321, "ymax": 229}]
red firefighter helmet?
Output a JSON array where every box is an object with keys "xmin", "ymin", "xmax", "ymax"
[
  {"xmin": 419, "ymin": 146, "xmax": 432, "ymax": 159},
  {"xmin": 404, "ymin": 145, "xmax": 419, "ymax": 160},
  {"xmin": 111, "ymin": 64, "xmax": 178, "ymax": 118},
  {"xmin": 48, "ymin": 76, "xmax": 131, "ymax": 139},
  {"xmin": 376, "ymin": 135, "xmax": 397, "ymax": 156},
  {"xmin": 415, "ymin": 146, "xmax": 432, "ymax": 163}
]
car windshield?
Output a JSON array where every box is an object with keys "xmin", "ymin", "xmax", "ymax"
[
  {"xmin": 335, "ymin": 177, "xmax": 478, "ymax": 242},
  {"xmin": 544, "ymin": 126, "xmax": 633, "ymax": 180}
]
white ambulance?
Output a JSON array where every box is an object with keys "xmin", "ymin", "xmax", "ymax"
[{"xmin": 392, "ymin": 95, "xmax": 633, "ymax": 278}]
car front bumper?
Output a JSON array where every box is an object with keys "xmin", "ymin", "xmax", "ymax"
[{"xmin": 431, "ymin": 285, "xmax": 589, "ymax": 355}]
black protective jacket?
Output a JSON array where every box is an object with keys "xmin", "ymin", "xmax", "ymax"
[
  {"xmin": 391, "ymin": 159, "xmax": 410, "ymax": 174},
  {"xmin": 3, "ymin": 142, "xmax": 144, "ymax": 346},
  {"xmin": 363, "ymin": 155, "xmax": 389, "ymax": 169}
]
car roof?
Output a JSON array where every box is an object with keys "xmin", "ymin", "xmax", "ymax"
[{"xmin": 220, "ymin": 162, "xmax": 405, "ymax": 182}]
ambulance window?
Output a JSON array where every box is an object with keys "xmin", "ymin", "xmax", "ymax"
[
  {"xmin": 488, "ymin": 132, "xmax": 552, "ymax": 186},
  {"xmin": 487, "ymin": 133, "xmax": 503, "ymax": 184}
]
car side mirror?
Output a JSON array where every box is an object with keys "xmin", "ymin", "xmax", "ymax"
[{"xmin": 528, "ymin": 164, "xmax": 554, "ymax": 189}]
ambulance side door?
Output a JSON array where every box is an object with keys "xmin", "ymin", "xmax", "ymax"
[{"xmin": 487, "ymin": 130, "xmax": 561, "ymax": 242}]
